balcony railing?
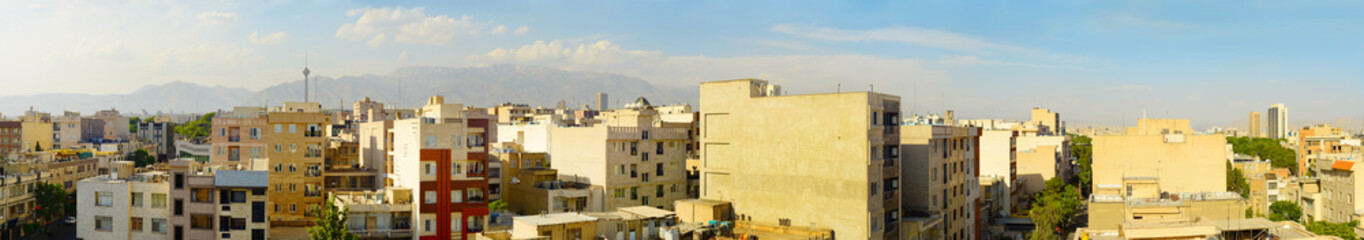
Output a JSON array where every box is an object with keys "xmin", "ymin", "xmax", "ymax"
[
  {"xmin": 305, "ymin": 169, "xmax": 322, "ymax": 177},
  {"xmin": 228, "ymin": 154, "xmax": 240, "ymax": 161},
  {"xmin": 228, "ymin": 136, "xmax": 240, "ymax": 142},
  {"xmin": 304, "ymin": 131, "xmax": 323, "ymax": 137}
]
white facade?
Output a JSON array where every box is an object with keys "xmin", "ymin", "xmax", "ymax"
[
  {"xmin": 77, "ymin": 173, "xmax": 171, "ymax": 240},
  {"xmin": 976, "ymin": 129, "xmax": 1014, "ymax": 215},
  {"xmin": 1268, "ymin": 104, "xmax": 1287, "ymax": 139},
  {"xmin": 496, "ymin": 123, "xmax": 552, "ymax": 153}
]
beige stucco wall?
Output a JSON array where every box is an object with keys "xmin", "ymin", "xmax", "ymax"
[
  {"xmin": 1093, "ymin": 134, "xmax": 1227, "ymax": 193},
  {"xmin": 700, "ymin": 79, "xmax": 897, "ymax": 240}
]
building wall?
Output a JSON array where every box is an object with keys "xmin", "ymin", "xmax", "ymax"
[
  {"xmin": 265, "ymin": 110, "xmax": 330, "ymax": 225},
  {"xmin": 901, "ymin": 125, "xmax": 974, "ymax": 240},
  {"xmin": 358, "ymin": 120, "xmax": 392, "ymax": 188},
  {"xmin": 699, "ymin": 79, "xmax": 898, "ymax": 240},
  {"xmin": 1249, "ymin": 111, "xmax": 1262, "ymax": 138},
  {"xmin": 497, "ymin": 123, "xmax": 552, "ymax": 153},
  {"xmin": 549, "ymin": 108, "xmax": 689, "ymax": 211},
  {"xmin": 20, "ymin": 114, "xmax": 53, "ymax": 152},
  {"xmin": 1268, "ymin": 104, "xmax": 1287, "ymax": 139},
  {"xmin": 1015, "ymin": 135, "xmax": 1068, "ymax": 197},
  {"xmin": 1092, "ymin": 134, "xmax": 1227, "ymax": 194},
  {"xmin": 210, "ymin": 116, "xmax": 268, "ymax": 168},
  {"xmin": 0, "ymin": 121, "xmax": 21, "ymax": 155}
]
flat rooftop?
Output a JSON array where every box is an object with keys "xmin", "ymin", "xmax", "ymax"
[{"xmin": 514, "ymin": 213, "xmax": 597, "ymax": 226}]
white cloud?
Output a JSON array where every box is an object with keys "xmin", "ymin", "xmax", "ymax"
[
  {"xmin": 515, "ymin": 26, "xmax": 530, "ymax": 36},
  {"xmin": 490, "ymin": 25, "xmax": 507, "ymax": 35},
  {"xmin": 771, "ymin": 23, "xmax": 1026, "ymax": 54},
  {"xmin": 336, "ymin": 7, "xmax": 499, "ymax": 47},
  {"xmin": 248, "ymin": 31, "xmax": 289, "ymax": 45},
  {"xmin": 196, "ymin": 11, "xmax": 238, "ymax": 25},
  {"xmin": 467, "ymin": 40, "xmax": 948, "ymax": 93}
]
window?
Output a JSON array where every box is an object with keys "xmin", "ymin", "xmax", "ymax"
[
  {"xmin": 274, "ymin": 144, "xmax": 282, "ymax": 153},
  {"xmin": 642, "ymin": 131, "xmax": 650, "ymax": 140},
  {"xmin": 871, "ymin": 112, "xmax": 879, "ymax": 125},
  {"xmin": 467, "ymin": 134, "xmax": 485, "ymax": 147},
  {"xmin": 289, "ymin": 144, "xmax": 297, "ymax": 153},
  {"xmin": 424, "ymin": 163, "xmax": 436, "ymax": 176},
  {"xmin": 452, "ymin": 162, "xmax": 463, "ymax": 175},
  {"xmin": 642, "ymin": 153, "xmax": 649, "ymax": 162},
  {"xmin": 614, "ymin": 188, "xmax": 625, "ymax": 198},
  {"xmin": 96, "ymin": 216, "xmax": 113, "ymax": 231},
  {"xmin": 289, "ymin": 164, "xmax": 297, "ymax": 172},
  {"xmin": 631, "ymin": 187, "xmax": 638, "ymax": 200},
  {"xmin": 656, "ymin": 163, "xmax": 664, "ymax": 176},
  {"xmin": 275, "ymin": 184, "xmax": 282, "ymax": 192},
  {"xmin": 452, "ymin": 217, "xmax": 462, "ymax": 232},
  {"xmin": 131, "ymin": 217, "xmax": 144, "ymax": 231},
  {"xmin": 152, "ymin": 218, "xmax": 167, "ymax": 233},
  {"xmin": 630, "ymin": 141, "xmax": 638, "ymax": 155},
  {"xmin": 289, "ymin": 124, "xmax": 297, "ymax": 133},
  {"xmin": 452, "ymin": 191, "xmax": 463, "ymax": 203},
  {"xmin": 617, "ymin": 165, "xmax": 627, "ymax": 175},
  {"xmin": 250, "ymin": 147, "xmax": 261, "ymax": 158},
  {"xmin": 657, "ymin": 185, "xmax": 664, "ymax": 198},
  {"xmin": 174, "ymin": 199, "xmax": 184, "ymax": 215},
  {"xmin": 467, "ymin": 188, "xmax": 484, "ymax": 202},
  {"xmin": 131, "ymin": 192, "xmax": 143, "ymax": 207},
  {"xmin": 231, "ymin": 191, "xmax": 247, "ymax": 203},
  {"xmin": 425, "ymin": 135, "xmax": 437, "ymax": 148},
  {"xmin": 274, "ymin": 124, "xmax": 282, "ymax": 133},
  {"xmin": 290, "ymin": 184, "xmax": 296, "ymax": 192},
  {"xmin": 274, "ymin": 164, "xmax": 282, "ymax": 172},
  {"xmin": 290, "ymin": 204, "xmax": 296, "ymax": 212},
  {"xmin": 424, "ymin": 219, "xmax": 433, "ymax": 232},
  {"xmin": 96, "ymin": 191, "xmax": 113, "ymax": 206},
  {"xmin": 425, "ymin": 191, "xmax": 436, "ymax": 204},
  {"xmin": 191, "ymin": 214, "xmax": 213, "ymax": 229},
  {"xmin": 192, "ymin": 189, "xmax": 212, "ymax": 202},
  {"xmin": 152, "ymin": 193, "xmax": 167, "ymax": 208},
  {"xmin": 174, "ymin": 174, "xmax": 184, "ymax": 189},
  {"xmin": 452, "ymin": 135, "xmax": 463, "ymax": 147},
  {"xmin": 249, "ymin": 128, "xmax": 260, "ymax": 139},
  {"xmin": 657, "ymin": 142, "xmax": 664, "ymax": 154}
]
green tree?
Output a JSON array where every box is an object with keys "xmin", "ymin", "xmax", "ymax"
[
  {"xmin": 1227, "ymin": 137, "xmax": 1297, "ymax": 174},
  {"xmin": 1069, "ymin": 134, "xmax": 1093, "ymax": 196},
  {"xmin": 1306, "ymin": 220, "xmax": 1358, "ymax": 239},
  {"xmin": 175, "ymin": 112, "xmax": 216, "ymax": 140},
  {"xmin": 489, "ymin": 199, "xmax": 508, "ymax": 211},
  {"xmin": 34, "ymin": 183, "xmax": 68, "ymax": 239},
  {"xmin": 1227, "ymin": 162, "xmax": 1250, "ymax": 198},
  {"xmin": 1029, "ymin": 177, "xmax": 1081, "ymax": 240},
  {"xmin": 1268, "ymin": 201, "xmax": 1303, "ymax": 222},
  {"xmin": 129, "ymin": 117, "xmax": 140, "ymax": 133},
  {"xmin": 309, "ymin": 195, "xmax": 359, "ymax": 240},
  {"xmin": 127, "ymin": 149, "xmax": 156, "ymax": 167}
]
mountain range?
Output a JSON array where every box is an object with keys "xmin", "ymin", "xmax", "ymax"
[{"xmin": 0, "ymin": 65, "xmax": 698, "ymax": 116}]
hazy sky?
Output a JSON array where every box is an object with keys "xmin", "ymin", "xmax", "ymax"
[{"xmin": 3, "ymin": 0, "xmax": 1363, "ymax": 129}]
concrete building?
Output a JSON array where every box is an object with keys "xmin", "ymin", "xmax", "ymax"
[
  {"xmin": 263, "ymin": 102, "xmax": 330, "ymax": 231},
  {"xmin": 325, "ymin": 140, "xmax": 376, "ymax": 191},
  {"xmin": 495, "ymin": 123, "xmax": 552, "ymax": 153},
  {"xmin": 19, "ymin": 111, "xmax": 53, "ymax": 152},
  {"xmin": 167, "ymin": 160, "xmax": 271, "ymax": 240},
  {"xmin": 476, "ymin": 206, "xmax": 676, "ymax": 240},
  {"xmin": 1015, "ymin": 135, "xmax": 1069, "ymax": 198},
  {"xmin": 390, "ymin": 96, "xmax": 491, "ymax": 240},
  {"xmin": 1249, "ymin": 111, "xmax": 1263, "ymax": 138},
  {"xmin": 1268, "ymin": 104, "xmax": 1288, "ymax": 139},
  {"xmin": 1027, "ymin": 108, "xmax": 1062, "ymax": 136},
  {"xmin": 596, "ymin": 93, "xmax": 608, "ymax": 111},
  {"xmin": 358, "ymin": 120, "xmax": 394, "ymax": 188},
  {"xmin": 0, "ymin": 172, "xmax": 50, "ymax": 240},
  {"xmin": 549, "ymin": 98, "xmax": 690, "ymax": 212},
  {"xmin": 902, "ymin": 125, "xmax": 977, "ymax": 240},
  {"xmin": 138, "ymin": 121, "xmax": 176, "ymax": 160},
  {"xmin": 503, "ymin": 167, "xmax": 597, "ymax": 215},
  {"xmin": 1094, "ymin": 119, "xmax": 1227, "ymax": 195},
  {"xmin": 92, "ymin": 109, "xmax": 132, "ymax": 141},
  {"xmin": 1088, "ymin": 119, "xmax": 1246, "ymax": 232},
  {"xmin": 76, "ymin": 171, "xmax": 171, "ymax": 240},
  {"xmin": 1309, "ymin": 150, "xmax": 1364, "ymax": 225},
  {"xmin": 332, "ymin": 187, "xmax": 415, "ymax": 239},
  {"xmin": 1297, "ymin": 124, "xmax": 1348, "ymax": 177},
  {"xmin": 210, "ymin": 107, "xmax": 269, "ymax": 169},
  {"xmin": 698, "ymin": 79, "xmax": 899, "ymax": 240}
]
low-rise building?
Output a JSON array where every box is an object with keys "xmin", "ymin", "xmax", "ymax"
[
  {"xmin": 76, "ymin": 171, "xmax": 171, "ymax": 240},
  {"xmin": 167, "ymin": 160, "xmax": 270, "ymax": 240},
  {"xmin": 333, "ymin": 187, "xmax": 414, "ymax": 239}
]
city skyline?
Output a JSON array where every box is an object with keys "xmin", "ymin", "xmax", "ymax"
[{"xmin": 3, "ymin": 0, "xmax": 1363, "ymax": 129}]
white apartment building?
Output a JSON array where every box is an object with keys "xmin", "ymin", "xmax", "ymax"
[{"xmin": 77, "ymin": 172, "xmax": 172, "ymax": 240}]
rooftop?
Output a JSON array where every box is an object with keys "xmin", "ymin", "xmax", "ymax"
[{"xmin": 514, "ymin": 213, "xmax": 597, "ymax": 226}]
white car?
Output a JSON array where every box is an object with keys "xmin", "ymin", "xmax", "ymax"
[{"xmin": 64, "ymin": 217, "xmax": 76, "ymax": 225}]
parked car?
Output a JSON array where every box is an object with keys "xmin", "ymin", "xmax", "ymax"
[{"xmin": 64, "ymin": 217, "xmax": 76, "ymax": 225}]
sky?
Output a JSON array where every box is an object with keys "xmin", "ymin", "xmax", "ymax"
[{"xmin": 2, "ymin": 0, "xmax": 1363, "ymax": 130}]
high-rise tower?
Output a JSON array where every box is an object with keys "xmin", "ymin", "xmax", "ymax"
[
  {"xmin": 1249, "ymin": 111, "xmax": 1262, "ymax": 138},
  {"xmin": 1268, "ymin": 104, "xmax": 1287, "ymax": 139}
]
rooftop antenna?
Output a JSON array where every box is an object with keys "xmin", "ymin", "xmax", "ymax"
[
  {"xmin": 303, "ymin": 52, "xmax": 311, "ymax": 102},
  {"xmin": 837, "ymin": 84, "xmax": 841, "ymax": 93}
]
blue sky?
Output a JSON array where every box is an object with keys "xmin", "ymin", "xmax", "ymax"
[{"xmin": 2, "ymin": 0, "xmax": 1362, "ymax": 129}]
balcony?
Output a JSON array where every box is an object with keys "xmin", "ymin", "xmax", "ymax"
[
  {"xmin": 305, "ymin": 169, "xmax": 322, "ymax": 177},
  {"xmin": 228, "ymin": 136, "xmax": 240, "ymax": 142},
  {"xmin": 304, "ymin": 131, "xmax": 323, "ymax": 137},
  {"xmin": 352, "ymin": 229, "xmax": 412, "ymax": 239},
  {"xmin": 228, "ymin": 153, "xmax": 240, "ymax": 162}
]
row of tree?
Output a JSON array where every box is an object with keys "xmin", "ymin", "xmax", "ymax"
[
  {"xmin": 1226, "ymin": 136, "xmax": 1297, "ymax": 173},
  {"xmin": 175, "ymin": 112, "xmax": 216, "ymax": 140}
]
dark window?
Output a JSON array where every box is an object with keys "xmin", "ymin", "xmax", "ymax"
[
  {"xmin": 656, "ymin": 142, "xmax": 664, "ymax": 155},
  {"xmin": 174, "ymin": 199, "xmax": 184, "ymax": 215},
  {"xmin": 219, "ymin": 216, "xmax": 230, "ymax": 232},
  {"xmin": 630, "ymin": 142, "xmax": 638, "ymax": 155},
  {"xmin": 174, "ymin": 226, "xmax": 183, "ymax": 240},
  {"xmin": 174, "ymin": 174, "xmax": 184, "ymax": 189},
  {"xmin": 252, "ymin": 229, "xmax": 265, "ymax": 240},
  {"xmin": 232, "ymin": 191, "xmax": 247, "ymax": 203},
  {"xmin": 220, "ymin": 190, "xmax": 231, "ymax": 204},
  {"xmin": 642, "ymin": 153, "xmax": 649, "ymax": 162},
  {"xmin": 656, "ymin": 163, "xmax": 664, "ymax": 176},
  {"xmin": 642, "ymin": 131, "xmax": 649, "ymax": 140},
  {"xmin": 231, "ymin": 218, "xmax": 247, "ymax": 230},
  {"xmin": 252, "ymin": 202, "xmax": 265, "ymax": 223},
  {"xmin": 252, "ymin": 188, "xmax": 265, "ymax": 196}
]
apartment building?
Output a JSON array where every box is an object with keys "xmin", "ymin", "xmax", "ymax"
[
  {"xmin": 478, "ymin": 206, "xmax": 675, "ymax": 240},
  {"xmin": 332, "ymin": 187, "xmax": 415, "ymax": 239},
  {"xmin": 1014, "ymin": 135, "xmax": 1068, "ymax": 198},
  {"xmin": 52, "ymin": 111, "xmax": 91, "ymax": 149},
  {"xmin": 325, "ymin": 140, "xmax": 376, "ymax": 191},
  {"xmin": 1298, "ymin": 124, "xmax": 1348, "ymax": 176},
  {"xmin": 549, "ymin": 98, "xmax": 690, "ymax": 211},
  {"xmin": 91, "ymin": 109, "xmax": 131, "ymax": 141},
  {"xmin": 0, "ymin": 121, "xmax": 19, "ymax": 156},
  {"xmin": 1027, "ymin": 108, "xmax": 1062, "ymax": 136},
  {"xmin": 138, "ymin": 121, "xmax": 176, "ymax": 159},
  {"xmin": 1268, "ymin": 104, "xmax": 1288, "ymax": 139},
  {"xmin": 0, "ymin": 172, "xmax": 49, "ymax": 240},
  {"xmin": 902, "ymin": 125, "xmax": 978, "ymax": 240},
  {"xmin": 210, "ymin": 107, "xmax": 268, "ymax": 169},
  {"xmin": 76, "ymin": 172, "xmax": 171, "ymax": 240},
  {"xmin": 264, "ymin": 102, "xmax": 330, "ymax": 230},
  {"xmin": 168, "ymin": 160, "xmax": 270, "ymax": 240},
  {"xmin": 504, "ymin": 167, "xmax": 596, "ymax": 215},
  {"xmin": 698, "ymin": 79, "xmax": 900, "ymax": 240},
  {"xmin": 358, "ymin": 120, "xmax": 394, "ymax": 188},
  {"xmin": 1088, "ymin": 119, "xmax": 1245, "ymax": 231},
  {"xmin": 19, "ymin": 111, "xmax": 52, "ymax": 152},
  {"xmin": 390, "ymin": 96, "xmax": 490, "ymax": 240},
  {"xmin": 1249, "ymin": 111, "xmax": 1263, "ymax": 138},
  {"xmin": 1308, "ymin": 145, "xmax": 1364, "ymax": 224}
]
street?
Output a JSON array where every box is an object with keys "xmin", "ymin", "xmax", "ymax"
[{"xmin": 19, "ymin": 220, "xmax": 75, "ymax": 240}]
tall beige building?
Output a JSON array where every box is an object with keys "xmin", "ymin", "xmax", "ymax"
[
  {"xmin": 1268, "ymin": 104, "xmax": 1287, "ymax": 139},
  {"xmin": 263, "ymin": 102, "xmax": 330, "ymax": 232},
  {"xmin": 1249, "ymin": 111, "xmax": 1263, "ymax": 138},
  {"xmin": 902, "ymin": 125, "xmax": 977, "ymax": 240},
  {"xmin": 211, "ymin": 107, "xmax": 269, "ymax": 169},
  {"xmin": 699, "ymin": 79, "xmax": 901, "ymax": 240},
  {"xmin": 549, "ymin": 98, "xmax": 689, "ymax": 211}
]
